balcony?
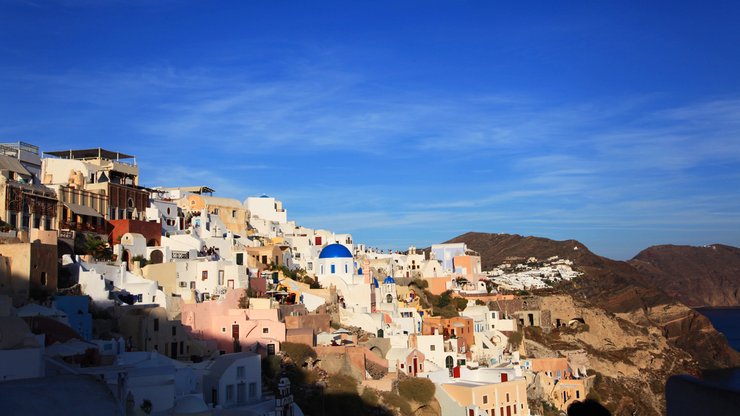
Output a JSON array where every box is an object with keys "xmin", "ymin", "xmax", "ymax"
[{"xmin": 60, "ymin": 220, "xmax": 107, "ymax": 235}]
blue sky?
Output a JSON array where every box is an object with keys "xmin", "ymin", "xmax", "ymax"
[{"xmin": 2, "ymin": 1, "xmax": 740, "ymax": 260}]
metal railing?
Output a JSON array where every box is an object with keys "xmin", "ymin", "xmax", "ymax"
[{"xmin": 59, "ymin": 220, "xmax": 107, "ymax": 234}]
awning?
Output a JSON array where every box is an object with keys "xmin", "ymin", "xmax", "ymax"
[{"xmin": 63, "ymin": 202, "xmax": 103, "ymax": 218}]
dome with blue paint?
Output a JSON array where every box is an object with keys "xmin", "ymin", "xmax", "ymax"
[
  {"xmin": 383, "ymin": 276, "xmax": 395, "ymax": 284},
  {"xmin": 373, "ymin": 277, "xmax": 379, "ymax": 288},
  {"xmin": 318, "ymin": 243, "xmax": 353, "ymax": 259}
]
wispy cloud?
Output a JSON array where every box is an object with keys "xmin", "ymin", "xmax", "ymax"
[{"xmin": 2, "ymin": 56, "xmax": 739, "ymax": 259}]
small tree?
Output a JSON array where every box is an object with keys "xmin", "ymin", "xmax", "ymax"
[
  {"xmin": 76, "ymin": 234, "xmax": 112, "ymax": 261},
  {"xmin": 398, "ymin": 378, "xmax": 435, "ymax": 404}
]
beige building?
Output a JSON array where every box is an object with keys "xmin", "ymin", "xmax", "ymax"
[
  {"xmin": 439, "ymin": 378, "xmax": 529, "ymax": 416},
  {"xmin": 50, "ymin": 184, "xmax": 108, "ymax": 236},
  {"xmin": 179, "ymin": 194, "xmax": 249, "ymax": 236},
  {"xmin": 0, "ymin": 241, "xmax": 58, "ymax": 306},
  {"xmin": 247, "ymin": 245, "xmax": 286, "ymax": 269},
  {"xmin": 42, "ymin": 148, "xmax": 149, "ymax": 221},
  {"xmin": 116, "ymin": 306, "xmax": 201, "ymax": 359}
]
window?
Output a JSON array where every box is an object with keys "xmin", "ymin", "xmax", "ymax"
[
  {"xmin": 576, "ymin": 391, "xmax": 580, "ymax": 399},
  {"xmin": 506, "ymin": 393, "xmax": 510, "ymax": 402},
  {"xmin": 249, "ymin": 382, "xmax": 257, "ymax": 399},
  {"xmin": 202, "ymin": 270, "xmax": 208, "ymax": 281},
  {"xmin": 190, "ymin": 281, "xmax": 196, "ymax": 289},
  {"xmin": 232, "ymin": 210, "xmax": 236, "ymax": 218},
  {"xmin": 307, "ymin": 262, "xmax": 313, "ymax": 271},
  {"xmin": 179, "ymin": 281, "xmax": 187, "ymax": 288},
  {"xmin": 236, "ymin": 366, "xmax": 245, "ymax": 379},
  {"xmin": 218, "ymin": 270, "xmax": 224, "ymax": 286},
  {"xmin": 331, "ymin": 264, "xmax": 335, "ymax": 274},
  {"xmin": 262, "ymin": 328, "xmax": 269, "ymax": 334},
  {"xmin": 226, "ymin": 385, "xmax": 234, "ymax": 402},
  {"xmin": 345, "ymin": 264, "xmax": 348, "ymax": 273},
  {"xmin": 236, "ymin": 253, "xmax": 244, "ymax": 265},
  {"xmin": 153, "ymin": 319, "xmax": 159, "ymax": 331},
  {"xmin": 483, "ymin": 395, "xmax": 488, "ymax": 404},
  {"xmin": 172, "ymin": 326, "xmax": 176, "ymax": 336},
  {"xmin": 213, "ymin": 208, "xmax": 219, "ymax": 214},
  {"xmin": 430, "ymin": 345, "xmax": 436, "ymax": 351},
  {"xmin": 40, "ymin": 272, "xmax": 47, "ymax": 286}
]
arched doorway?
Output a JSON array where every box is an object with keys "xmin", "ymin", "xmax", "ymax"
[
  {"xmin": 150, "ymin": 250, "xmax": 164, "ymax": 264},
  {"xmin": 122, "ymin": 250, "xmax": 131, "ymax": 271},
  {"xmin": 445, "ymin": 355, "xmax": 454, "ymax": 369}
]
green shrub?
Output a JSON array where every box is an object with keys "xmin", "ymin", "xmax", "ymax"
[
  {"xmin": 453, "ymin": 297, "xmax": 468, "ymax": 311},
  {"xmin": 398, "ymin": 377, "xmax": 435, "ymax": 404},
  {"xmin": 380, "ymin": 391, "xmax": 412, "ymax": 416}
]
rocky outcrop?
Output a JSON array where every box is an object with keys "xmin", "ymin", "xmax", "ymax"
[
  {"xmin": 629, "ymin": 244, "xmax": 740, "ymax": 308},
  {"xmin": 447, "ymin": 232, "xmax": 740, "ymax": 415},
  {"xmin": 525, "ymin": 295, "xmax": 700, "ymax": 415}
]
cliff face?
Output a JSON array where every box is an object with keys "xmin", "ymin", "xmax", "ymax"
[
  {"xmin": 629, "ymin": 244, "xmax": 740, "ymax": 308},
  {"xmin": 445, "ymin": 232, "xmax": 740, "ymax": 415}
]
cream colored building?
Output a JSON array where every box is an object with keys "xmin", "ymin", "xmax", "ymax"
[
  {"xmin": 179, "ymin": 194, "xmax": 249, "ymax": 236},
  {"xmin": 0, "ymin": 241, "xmax": 58, "ymax": 305},
  {"xmin": 42, "ymin": 148, "xmax": 149, "ymax": 221}
]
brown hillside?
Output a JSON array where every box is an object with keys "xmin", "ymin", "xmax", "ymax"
[
  {"xmin": 629, "ymin": 244, "xmax": 740, "ymax": 308},
  {"xmin": 445, "ymin": 232, "xmax": 740, "ymax": 370}
]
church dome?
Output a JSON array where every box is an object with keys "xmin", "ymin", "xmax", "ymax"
[
  {"xmin": 383, "ymin": 276, "xmax": 396, "ymax": 284},
  {"xmin": 319, "ymin": 244, "xmax": 353, "ymax": 259}
]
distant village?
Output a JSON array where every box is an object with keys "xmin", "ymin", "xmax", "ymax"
[{"xmin": 0, "ymin": 142, "xmax": 593, "ymax": 416}]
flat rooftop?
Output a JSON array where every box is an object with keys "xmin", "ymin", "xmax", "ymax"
[{"xmin": 44, "ymin": 148, "xmax": 135, "ymax": 161}]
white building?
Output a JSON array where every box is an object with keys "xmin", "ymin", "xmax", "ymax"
[
  {"xmin": 430, "ymin": 243, "xmax": 467, "ymax": 274},
  {"xmin": 245, "ymin": 195, "xmax": 287, "ymax": 224},
  {"xmin": 146, "ymin": 199, "xmax": 182, "ymax": 234}
]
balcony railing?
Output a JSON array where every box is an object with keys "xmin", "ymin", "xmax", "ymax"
[{"xmin": 60, "ymin": 220, "xmax": 107, "ymax": 234}]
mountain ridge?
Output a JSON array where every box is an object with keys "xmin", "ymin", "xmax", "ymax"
[{"xmin": 629, "ymin": 243, "xmax": 740, "ymax": 308}]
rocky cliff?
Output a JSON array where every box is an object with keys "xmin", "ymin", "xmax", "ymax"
[
  {"xmin": 445, "ymin": 232, "xmax": 740, "ymax": 415},
  {"xmin": 629, "ymin": 244, "xmax": 740, "ymax": 308}
]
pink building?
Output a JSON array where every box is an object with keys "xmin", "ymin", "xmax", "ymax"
[{"xmin": 181, "ymin": 289, "xmax": 285, "ymax": 356}]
